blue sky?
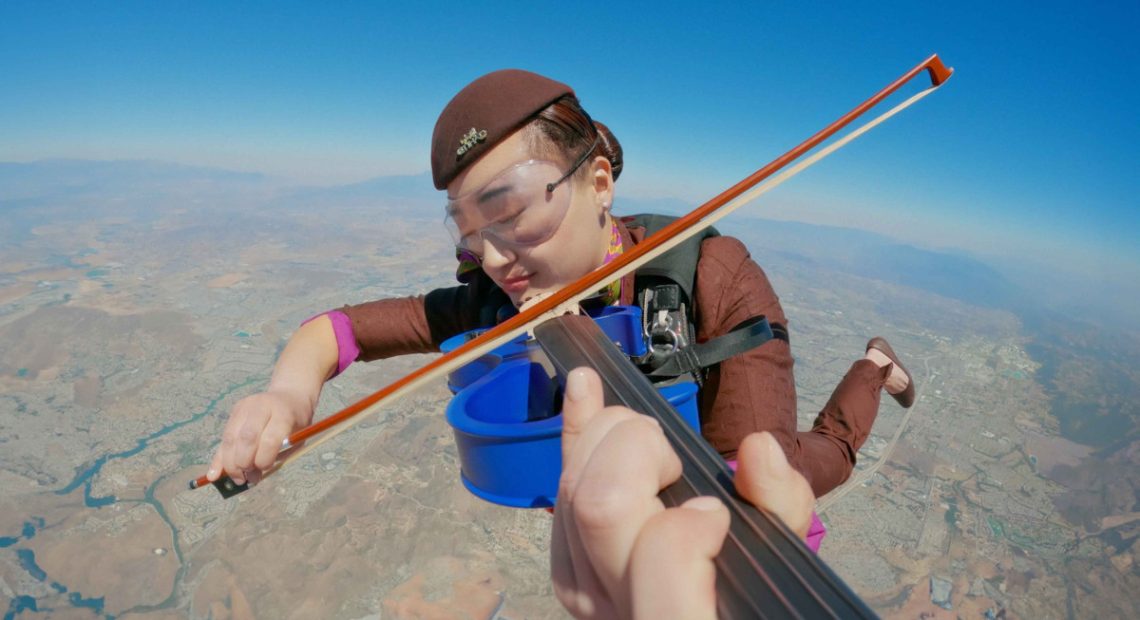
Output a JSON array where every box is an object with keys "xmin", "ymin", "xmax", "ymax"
[{"xmin": 2, "ymin": 1, "xmax": 1137, "ymax": 293}]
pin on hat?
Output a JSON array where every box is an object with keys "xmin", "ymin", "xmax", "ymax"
[{"xmin": 456, "ymin": 128, "xmax": 488, "ymax": 158}]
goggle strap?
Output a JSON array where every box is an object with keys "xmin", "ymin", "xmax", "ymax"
[{"xmin": 545, "ymin": 136, "xmax": 600, "ymax": 193}]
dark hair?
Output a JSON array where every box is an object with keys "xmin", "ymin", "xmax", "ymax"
[{"xmin": 526, "ymin": 95, "xmax": 623, "ymax": 182}]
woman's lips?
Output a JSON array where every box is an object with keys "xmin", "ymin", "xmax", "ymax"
[{"xmin": 500, "ymin": 274, "xmax": 531, "ymax": 293}]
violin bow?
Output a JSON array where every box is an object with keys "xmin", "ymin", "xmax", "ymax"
[{"xmin": 190, "ymin": 54, "xmax": 953, "ymax": 496}]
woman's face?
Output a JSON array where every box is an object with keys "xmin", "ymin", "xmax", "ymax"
[{"xmin": 446, "ymin": 129, "xmax": 614, "ymax": 306}]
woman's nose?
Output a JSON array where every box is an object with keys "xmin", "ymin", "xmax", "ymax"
[{"xmin": 479, "ymin": 235, "xmax": 516, "ymax": 270}]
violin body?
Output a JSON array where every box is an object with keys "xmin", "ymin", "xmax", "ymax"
[{"xmin": 442, "ymin": 305, "xmax": 700, "ymax": 508}]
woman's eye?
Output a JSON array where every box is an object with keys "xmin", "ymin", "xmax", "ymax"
[{"xmin": 493, "ymin": 200, "xmax": 528, "ymax": 225}]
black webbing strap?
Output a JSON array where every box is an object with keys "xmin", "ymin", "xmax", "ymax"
[{"xmin": 646, "ymin": 315, "xmax": 785, "ymax": 378}]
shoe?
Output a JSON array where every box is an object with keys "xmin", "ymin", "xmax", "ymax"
[{"xmin": 866, "ymin": 337, "xmax": 915, "ymax": 408}]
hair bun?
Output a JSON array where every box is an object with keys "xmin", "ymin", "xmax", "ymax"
[{"xmin": 592, "ymin": 121, "xmax": 623, "ymax": 182}]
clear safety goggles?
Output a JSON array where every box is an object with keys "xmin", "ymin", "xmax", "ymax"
[{"xmin": 444, "ymin": 139, "xmax": 597, "ymax": 257}]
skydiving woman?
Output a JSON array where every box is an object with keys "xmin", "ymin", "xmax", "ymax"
[{"xmin": 206, "ymin": 68, "xmax": 916, "ymax": 530}]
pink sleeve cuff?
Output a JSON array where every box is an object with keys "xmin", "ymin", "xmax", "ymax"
[
  {"xmin": 804, "ymin": 513, "xmax": 826, "ymax": 553},
  {"xmin": 302, "ymin": 310, "xmax": 360, "ymax": 378},
  {"xmin": 725, "ymin": 459, "xmax": 826, "ymax": 553}
]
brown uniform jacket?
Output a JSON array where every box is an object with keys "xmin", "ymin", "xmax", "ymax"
[{"xmin": 341, "ymin": 217, "xmax": 797, "ymax": 460}]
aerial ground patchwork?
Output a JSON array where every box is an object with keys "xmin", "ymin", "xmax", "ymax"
[{"xmin": 1, "ymin": 167, "xmax": 1136, "ymax": 618}]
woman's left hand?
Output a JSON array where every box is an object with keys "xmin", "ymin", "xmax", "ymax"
[{"xmin": 551, "ymin": 367, "xmax": 815, "ymax": 619}]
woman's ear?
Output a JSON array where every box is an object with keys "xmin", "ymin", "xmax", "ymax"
[{"xmin": 590, "ymin": 156, "xmax": 614, "ymax": 211}]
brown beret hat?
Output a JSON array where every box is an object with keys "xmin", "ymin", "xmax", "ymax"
[{"xmin": 431, "ymin": 69, "xmax": 574, "ymax": 190}]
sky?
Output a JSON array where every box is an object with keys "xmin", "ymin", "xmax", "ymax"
[{"xmin": 2, "ymin": 1, "xmax": 1137, "ymax": 298}]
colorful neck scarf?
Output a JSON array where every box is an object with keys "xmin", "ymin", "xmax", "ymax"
[
  {"xmin": 593, "ymin": 215, "xmax": 624, "ymax": 305},
  {"xmin": 455, "ymin": 248, "xmax": 482, "ymax": 284}
]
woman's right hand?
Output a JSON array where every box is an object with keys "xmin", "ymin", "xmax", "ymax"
[
  {"xmin": 206, "ymin": 387, "xmax": 315, "ymax": 486},
  {"xmin": 206, "ymin": 314, "xmax": 340, "ymax": 486}
]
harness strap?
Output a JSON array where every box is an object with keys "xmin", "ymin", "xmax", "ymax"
[{"xmin": 646, "ymin": 315, "xmax": 785, "ymax": 378}]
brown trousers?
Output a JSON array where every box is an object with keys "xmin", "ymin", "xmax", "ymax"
[{"xmin": 793, "ymin": 359, "xmax": 890, "ymax": 496}]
